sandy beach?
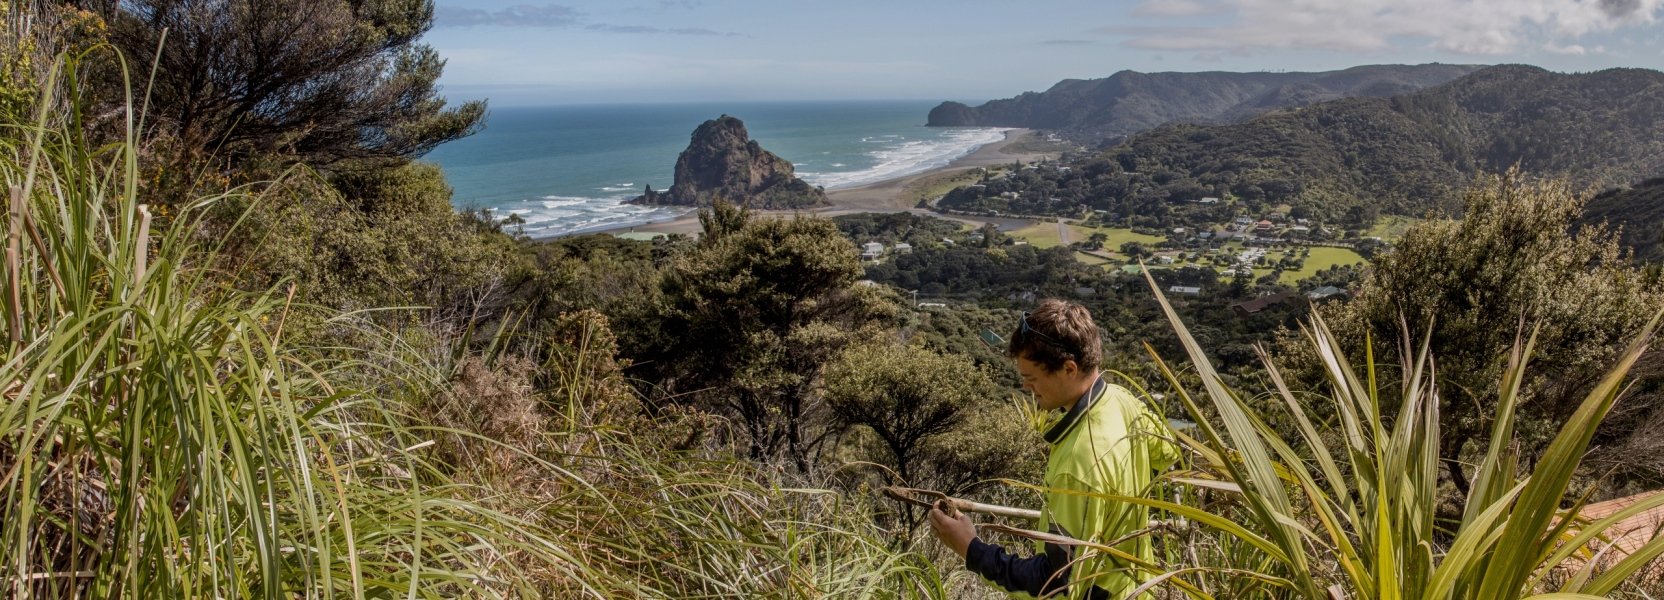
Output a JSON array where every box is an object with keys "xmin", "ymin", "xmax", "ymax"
[{"xmin": 585, "ymin": 128, "xmax": 1059, "ymax": 238}]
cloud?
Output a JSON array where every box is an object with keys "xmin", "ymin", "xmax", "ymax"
[
  {"xmin": 1130, "ymin": 0, "xmax": 1224, "ymax": 17},
  {"xmin": 435, "ymin": 2, "xmax": 739, "ymax": 35},
  {"xmin": 1105, "ymin": 0, "xmax": 1664, "ymax": 56},
  {"xmin": 585, "ymin": 23, "xmax": 741, "ymax": 36},
  {"xmin": 436, "ymin": 4, "xmax": 583, "ymax": 28},
  {"xmin": 1041, "ymin": 39, "xmax": 1094, "ymax": 45}
]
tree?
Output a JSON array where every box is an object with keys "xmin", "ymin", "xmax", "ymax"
[
  {"xmin": 1086, "ymin": 231, "xmax": 1109, "ymax": 251},
  {"xmin": 1310, "ymin": 172, "xmax": 1664, "ymax": 496},
  {"xmin": 79, "ymin": 0, "xmax": 483, "ymax": 170},
  {"xmin": 643, "ymin": 201, "xmax": 892, "ymax": 469},
  {"xmin": 823, "ymin": 342, "xmax": 993, "ymax": 486},
  {"xmin": 229, "ymin": 162, "xmax": 526, "ymax": 312}
]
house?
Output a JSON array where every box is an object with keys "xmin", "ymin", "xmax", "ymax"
[
  {"xmin": 860, "ymin": 242, "xmax": 883, "ymax": 260},
  {"xmin": 1167, "ymin": 286, "xmax": 1202, "ymax": 296},
  {"xmin": 893, "ymin": 242, "xmax": 913, "ymax": 254},
  {"xmin": 1290, "ymin": 225, "xmax": 1312, "ymax": 234},
  {"xmin": 1200, "ymin": 197, "xmax": 1221, "ymax": 204},
  {"xmin": 1154, "ymin": 254, "xmax": 1176, "ymax": 265},
  {"xmin": 1198, "ymin": 231, "xmax": 1214, "ymax": 240},
  {"xmin": 918, "ymin": 302, "xmax": 947, "ymax": 309},
  {"xmin": 615, "ymin": 231, "xmax": 667, "ymax": 242},
  {"xmin": 1000, "ymin": 191, "xmax": 1019, "ymax": 199},
  {"xmin": 1073, "ymin": 286, "xmax": 1096, "ymax": 297},
  {"xmin": 1254, "ymin": 220, "xmax": 1276, "ymax": 233},
  {"xmin": 1172, "ymin": 227, "xmax": 1187, "ymax": 235},
  {"xmin": 1234, "ymin": 217, "xmax": 1254, "ymax": 226},
  {"xmin": 1058, "ymin": 166, "xmax": 1072, "ymax": 173},
  {"xmin": 1306, "ymin": 286, "xmax": 1347, "ymax": 300},
  {"xmin": 941, "ymin": 237, "xmax": 956, "ymax": 246},
  {"xmin": 1233, "ymin": 291, "xmax": 1295, "ymax": 317},
  {"xmin": 1267, "ymin": 212, "xmax": 1285, "ymax": 222}
]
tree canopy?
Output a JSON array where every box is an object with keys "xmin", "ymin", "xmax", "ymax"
[{"xmin": 79, "ymin": 0, "xmax": 483, "ymax": 170}]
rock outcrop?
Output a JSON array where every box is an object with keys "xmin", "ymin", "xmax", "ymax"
[{"xmin": 631, "ymin": 115, "xmax": 827, "ymax": 209}]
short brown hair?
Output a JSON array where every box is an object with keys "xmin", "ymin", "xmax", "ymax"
[{"xmin": 1008, "ymin": 299, "xmax": 1102, "ymax": 373}]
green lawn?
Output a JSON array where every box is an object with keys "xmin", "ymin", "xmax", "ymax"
[
  {"xmin": 1010, "ymin": 222, "xmax": 1065, "ymax": 247},
  {"xmin": 1278, "ymin": 246, "xmax": 1367, "ymax": 285},
  {"xmin": 1075, "ymin": 251, "xmax": 1112, "ymax": 266},
  {"xmin": 1367, "ymin": 215, "xmax": 1422, "ymax": 240},
  {"xmin": 1011, "ymin": 222, "xmax": 1166, "ymax": 252}
]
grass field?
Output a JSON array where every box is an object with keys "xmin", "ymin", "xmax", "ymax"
[
  {"xmin": 1075, "ymin": 251, "xmax": 1113, "ymax": 266},
  {"xmin": 1010, "ymin": 221, "xmax": 1065, "ymax": 247},
  {"xmin": 1367, "ymin": 215, "xmax": 1422, "ymax": 240},
  {"xmin": 907, "ymin": 170, "xmax": 984, "ymax": 205},
  {"xmin": 1011, "ymin": 222, "xmax": 1165, "ymax": 251}
]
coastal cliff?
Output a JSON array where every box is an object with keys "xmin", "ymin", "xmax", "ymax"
[{"xmin": 632, "ymin": 115, "xmax": 828, "ymax": 209}]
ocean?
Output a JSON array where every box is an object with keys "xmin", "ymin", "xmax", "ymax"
[{"xmin": 423, "ymin": 101, "xmax": 1007, "ymax": 237}]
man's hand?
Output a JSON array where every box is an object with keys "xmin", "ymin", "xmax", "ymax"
[{"xmin": 929, "ymin": 501, "xmax": 976, "ymax": 559}]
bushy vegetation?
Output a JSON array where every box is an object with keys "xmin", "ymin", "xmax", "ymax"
[
  {"xmin": 1307, "ymin": 172, "xmax": 1664, "ymax": 499},
  {"xmin": 7, "ymin": 2, "xmax": 1664, "ymax": 597}
]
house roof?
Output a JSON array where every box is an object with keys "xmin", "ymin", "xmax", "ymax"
[{"xmin": 1233, "ymin": 291, "xmax": 1296, "ymax": 315}]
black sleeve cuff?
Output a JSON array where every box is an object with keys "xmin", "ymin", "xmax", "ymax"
[{"xmin": 965, "ymin": 537, "xmax": 993, "ymax": 571}]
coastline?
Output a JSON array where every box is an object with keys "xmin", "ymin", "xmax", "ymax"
[{"xmin": 575, "ymin": 128, "xmax": 1057, "ymax": 238}]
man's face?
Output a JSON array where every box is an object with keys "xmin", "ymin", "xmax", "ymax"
[{"xmin": 1016, "ymin": 355, "xmax": 1079, "ymax": 411}]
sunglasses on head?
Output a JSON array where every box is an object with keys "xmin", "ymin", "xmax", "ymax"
[{"xmin": 1020, "ymin": 311, "xmax": 1076, "ymax": 356}]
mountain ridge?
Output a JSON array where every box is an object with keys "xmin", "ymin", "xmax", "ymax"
[{"xmin": 928, "ymin": 64, "xmax": 1485, "ymax": 143}]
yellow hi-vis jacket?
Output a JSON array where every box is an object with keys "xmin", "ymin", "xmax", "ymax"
[{"xmin": 965, "ymin": 376, "xmax": 1180, "ymax": 599}]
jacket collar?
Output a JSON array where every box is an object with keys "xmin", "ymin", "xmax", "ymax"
[{"xmin": 1043, "ymin": 375, "xmax": 1105, "ymax": 444}]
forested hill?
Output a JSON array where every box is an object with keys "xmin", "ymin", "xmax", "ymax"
[
  {"xmin": 926, "ymin": 64, "xmax": 1481, "ymax": 142},
  {"xmin": 1581, "ymin": 177, "xmax": 1664, "ymax": 262},
  {"xmin": 939, "ymin": 65, "xmax": 1664, "ymax": 226}
]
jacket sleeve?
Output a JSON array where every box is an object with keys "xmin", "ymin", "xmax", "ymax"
[
  {"xmin": 964, "ymin": 536, "xmax": 1073, "ymax": 597},
  {"xmin": 1140, "ymin": 408, "xmax": 1182, "ymax": 472}
]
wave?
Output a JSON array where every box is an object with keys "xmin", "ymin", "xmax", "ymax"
[
  {"xmin": 801, "ymin": 127, "xmax": 1010, "ymax": 190},
  {"xmin": 507, "ymin": 194, "xmax": 690, "ymax": 238},
  {"xmin": 597, "ymin": 182, "xmax": 637, "ymax": 192}
]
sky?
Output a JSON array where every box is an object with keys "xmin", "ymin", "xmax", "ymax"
[{"xmin": 426, "ymin": 0, "xmax": 1664, "ymax": 106}]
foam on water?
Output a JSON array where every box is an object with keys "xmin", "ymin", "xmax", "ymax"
[
  {"xmin": 802, "ymin": 127, "xmax": 1010, "ymax": 190},
  {"xmin": 510, "ymin": 194, "xmax": 690, "ymax": 237}
]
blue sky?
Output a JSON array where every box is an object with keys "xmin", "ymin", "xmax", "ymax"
[{"xmin": 426, "ymin": 0, "xmax": 1664, "ymax": 106}]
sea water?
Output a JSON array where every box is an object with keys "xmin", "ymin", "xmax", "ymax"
[{"xmin": 424, "ymin": 101, "xmax": 1007, "ymax": 237}]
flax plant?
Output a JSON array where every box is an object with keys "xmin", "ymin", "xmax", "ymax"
[
  {"xmin": 1088, "ymin": 270, "xmax": 1664, "ymax": 598},
  {"xmin": 0, "ymin": 54, "xmax": 577, "ymax": 598}
]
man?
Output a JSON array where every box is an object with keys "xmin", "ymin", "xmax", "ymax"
[{"xmin": 930, "ymin": 299, "xmax": 1179, "ymax": 599}]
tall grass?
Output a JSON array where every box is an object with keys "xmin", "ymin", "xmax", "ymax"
[
  {"xmin": 0, "ymin": 50, "xmax": 949, "ymax": 598},
  {"xmin": 1105, "ymin": 270, "xmax": 1664, "ymax": 598},
  {"xmin": 0, "ymin": 55, "xmax": 578, "ymax": 598}
]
